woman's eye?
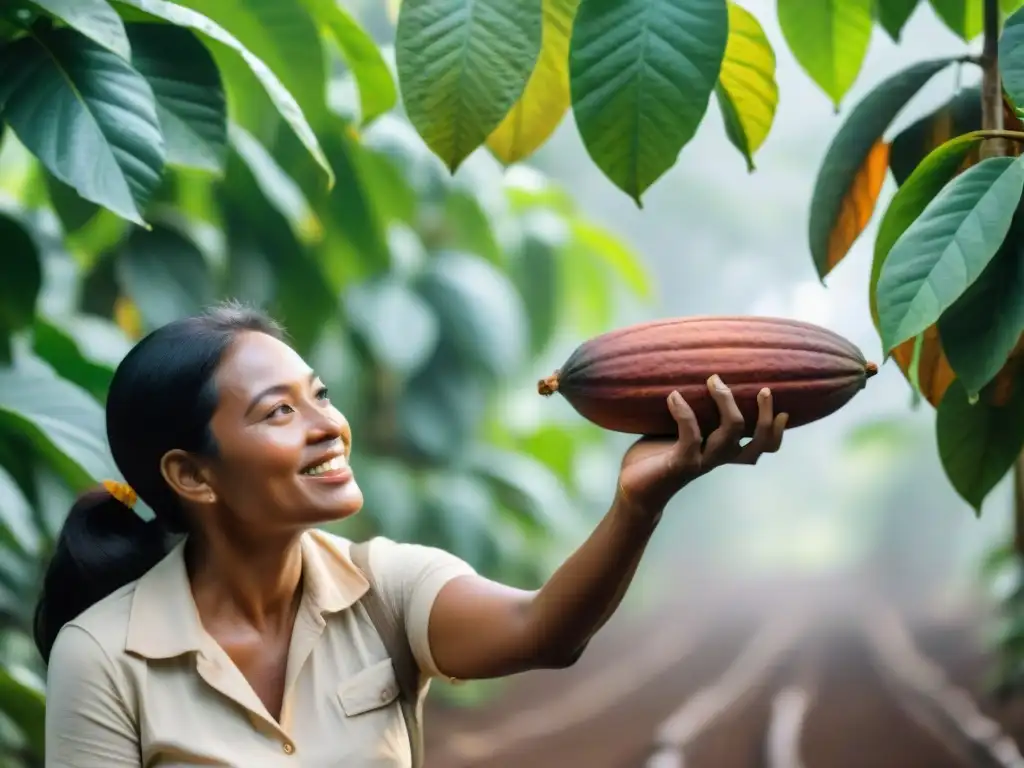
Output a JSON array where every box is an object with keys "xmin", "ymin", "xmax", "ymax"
[
  {"xmin": 268, "ymin": 403, "xmax": 294, "ymax": 419},
  {"xmin": 315, "ymin": 386, "xmax": 330, "ymax": 401}
]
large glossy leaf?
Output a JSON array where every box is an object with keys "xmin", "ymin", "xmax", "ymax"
[
  {"xmin": 939, "ymin": 229, "xmax": 1024, "ymax": 397},
  {"xmin": 126, "ymin": 23, "xmax": 227, "ymax": 174},
  {"xmin": 229, "ymin": 123, "xmax": 321, "ymax": 245},
  {"xmin": 115, "ymin": 0, "xmax": 333, "ymax": 187},
  {"xmin": 875, "ymin": 0, "xmax": 920, "ymax": 42},
  {"xmin": 344, "ymin": 277, "xmax": 439, "ymax": 377},
  {"xmin": 877, "ymin": 154, "xmax": 1024, "ymax": 353},
  {"xmin": 301, "ymin": 0, "xmax": 396, "ymax": 125},
  {"xmin": 570, "ymin": 0, "xmax": 728, "ymax": 204},
  {"xmin": 714, "ymin": 1, "xmax": 778, "ymax": 172},
  {"xmin": 0, "ymin": 356, "xmax": 114, "ymax": 490},
  {"xmin": 115, "ymin": 224, "xmax": 215, "ymax": 331},
  {"xmin": 487, "ymin": 0, "xmax": 579, "ymax": 164},
  {"xmin": 27, "ymin": 0, "xmax": 131, "ymax": 59},
  {"xmin": 1004, "ymin": 6, "xmax": 1024, "ymax": 110},
  {"xmin": 870, "ymin": 131, "xmax": 986, "ymax": 327},
  {"xmin": 172, "ymin": 0, "xmax": 327, "ymax": 130},
  {"xmin": 777, "ymin": 0, "xmax": 873, "ymax": 108},
  {"xmin": 414, "ymin": 251, "xmax": 528, "ymax": 379},
  {"xmin": 937, "ymin": 376, "xmax": 1024, "ymax": 514},
  {"xmin": 396, "ymin": 0, "xmax": 542, "ymax": 172},
  {"xmin": 349, "ymin": 458, "xmax": 418, "ymax": 541},
  {"xmin": 889, "ymin": 87, "xmax": 980, "ymax": 186},
  {"xmin": 0, "ymin": 213, "xmax": 41, "ymax": 363},
  {"xmin": 929, "ymin": 0, "xmax": 982, "ymax": 41},
  {"xmin": 419, "ymin": 471, "xmax": 496, "ymax": 567},
  {"xmin": 0, "ymin": 28, "xmax": 165, "ymax": 225},
  {"xmin": 31, "ymin": 314, "xmax": 128, "ymax": 402},
  {"xmin": 809, "ymin": 57, "xmax": 955, "ymax": 279}
]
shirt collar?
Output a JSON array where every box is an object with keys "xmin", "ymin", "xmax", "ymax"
[{"xmin": 125, "ymin": 529, "xmax": 369, "ymax": 660}]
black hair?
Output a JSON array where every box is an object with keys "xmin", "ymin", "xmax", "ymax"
[{"xmin": 33, "ymin": 300, "xmax": 285, "ymax": 663}]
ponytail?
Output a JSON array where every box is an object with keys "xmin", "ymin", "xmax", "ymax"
[{"xmin": 33, "ymin": 487, "xmax": 171, "ymax": 663}]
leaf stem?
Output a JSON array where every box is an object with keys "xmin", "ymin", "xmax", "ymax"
[{"xmin": 981, "ymin": 0, "xmax": 1006, "ymax": 155}]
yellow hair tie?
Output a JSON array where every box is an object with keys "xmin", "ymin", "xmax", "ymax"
[{"xmin": 102, "ymin": 480, "xmax": 137, "ymax": 509}]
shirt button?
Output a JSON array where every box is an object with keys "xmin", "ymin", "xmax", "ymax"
[
  {"xmin": 380, "ymin": 690, "xmax": 391, "ymax": 702},
  {"xmin": 283, "ymin": 743, "xmax": 294, "ymax": 755}
]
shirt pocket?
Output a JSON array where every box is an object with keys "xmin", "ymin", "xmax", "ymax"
[{"xmin": 338, "ymin": 658, "xmax": 401, "ymax": 717}]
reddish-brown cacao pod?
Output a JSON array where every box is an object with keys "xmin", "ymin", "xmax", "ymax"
[{"xmin": 538, "ymin": 316, "xmax": 877, "ymax": 437}]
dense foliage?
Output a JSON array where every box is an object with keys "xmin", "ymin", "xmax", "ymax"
[{"xmin": 0, "ymin": 0, "xmax": 653, "ymax": 762}]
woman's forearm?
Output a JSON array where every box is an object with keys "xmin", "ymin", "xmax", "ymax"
[{"xmin": 523, "ymin": 491, "xmax": 662, "ymax": 666}]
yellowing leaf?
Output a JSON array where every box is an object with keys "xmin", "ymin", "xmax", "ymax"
[
  {"xmin": 714, "ymin": 2, "xmax": 778, "ymax": 171},
  {"xmin": 113, "ymin": 296, "xmax": 144, "ymax": 340},
  {"xmin": 824, "ymin": 140, "xmax": 889, "ymax": 273},
  {"xmin": 487, "ymin": 0, "xmax": 579, "ymax": 164}
]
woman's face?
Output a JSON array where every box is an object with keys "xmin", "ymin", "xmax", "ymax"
[{"xmin": 199, "ymin": 331, "xmax": 363, "ymax": 531}]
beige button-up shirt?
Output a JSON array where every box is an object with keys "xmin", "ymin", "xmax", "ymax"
[{"xmin": 43, "ymin": 530, "xmax": 476, "ymax": 767}]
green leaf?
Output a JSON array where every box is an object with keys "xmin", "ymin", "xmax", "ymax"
[
  {"xmin": 300, "ymin": 0, "xmax": 397, "ymax": 125},
  {"xmin": 570, "ymin": 0, "xmax": 728, "ymax": 204},
  {"xmin": 809, "ymin": 57, "xmax": 956, "ymax": 279},
  {"xmin": 570, "ymin": 218, "xmax": 652, "ymax": 300},
  {"xmin": 414, "ymin": 251, "xmax": 528, "ymax": 379},
  {"xmin": 349, "ymin": 458, "xmax": 418, "ymax": 541},
  {"xmin": 714, "ymin": 1, "xmax": 778, "ymax": 172},
  {"xmin": 487, "ymin": 0, "xmax": 579, "ymax": 164},
  {"xmin": 0, "ymin": 666, "xmax": 45, "ymax": 757},
  {"xmin": 229, "ymin": 123, "xmax": 321, "ymax": 245},
  {"xmin": 44, "ymin": 172, "xmax": 101, "ymax": 234},
  {"xmin": 419, "ymin": 471, "xmax": 496, "ymax": 566},
  {"xmin": 875, "ymin": 0, "xmax": 920, "ymax": 41},
  {"xmin": 0, "ymin": 356, "xmax": 114, "ymax": 490},
  {"xmin": 0, "ymin": 28, "xmax": 165, "ymax": 225},
  {"xmin": 0, "ymin": 213, "xmax": 41, "ymax": 363},
  {"xmin": 929, "ymin": 0, "xmax": 982, "ymax": 41},
  {"xmin": 438, "ymin": 189, "xmax": 503, "ymax": 264},
  {"xmin": 395, "ymin": 0, "xmax": 543, "ymax": 172},
  {"xmin": 936, "ymin": 377, "xmax": 1024, "ymax": 513},
  {"xmin": 878, "ymin": 155, "xmax": 1024, "ymax": 353},
  {"xmin": 398, "ymin": 347, "xmax": 488, "ymax": 462},
  {"xmin": 344, "ymin": 277, "xmax": 439, "ymax": 376},
  {"xmin": 31, "ymin": 314, "xmax": 126, "ymax": 402},
  {"xmin": 1003, "ymin": 6, "xmax": 1024, "ymax": 109},
  {"xmin": 114, "ymin": 0, "xmax": 333, "ymax": 188},
  {"xmin": 938, "ymin": 222, "xmax": 1024, "ymax": 397},
  {"xmin": 468, "ymin": 446, "xmax": 578, "ymax": 536},
  {"xmin": 27, "ymin": 0, "xmax": 131, "ymax": 59},
  {"xmin": 562, "ymin": 234, "xmax": 614, "ymax": 333},
  {"xmin": 889, "ymin": 86, "xmax": 979, "ymax": 186},
  {"xmin": 0, "ymin": 464, "xmax": 40, "ymax": 558},
  {"xmin": 171, "ymin": 0, "xmax": 327, "ymax": 130},
  {"xmin": 870, "ymin": 131, "xmax": 985, "ymax": 328},
  {"xmin": 777, "ymin": 0, "xmax": 873, "ymax": 108},
  {"xmin": 125, "ymin": 23, "xmax": 228, "ymax": 174},
  {"xmin": 510, "ymin": 218, "xmax": 561, "ymax": 356},
  {"xmin": 115, "ymin": 224, "xmax": 215, "ymax": 331}
]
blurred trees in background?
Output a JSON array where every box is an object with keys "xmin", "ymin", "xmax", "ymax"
[{"xmin": 0, "ymin": 0, "xmax": 653, "ymax": 763}]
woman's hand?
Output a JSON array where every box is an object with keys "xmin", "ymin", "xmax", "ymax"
[{"xmin": 617, "ymin": 374, "xmax": 788, "ymax": 516}]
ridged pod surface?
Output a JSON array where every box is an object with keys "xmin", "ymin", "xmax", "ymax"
[{"xmin": 538, "ymin": 316, "xmax": 877, "ymax": 437}]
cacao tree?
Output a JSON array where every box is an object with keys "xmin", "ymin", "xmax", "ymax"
[{"xmin": 0, "ymin": 0, "xmax": 653, "ymax": 762}]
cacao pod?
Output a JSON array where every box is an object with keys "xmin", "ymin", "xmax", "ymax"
[{"xmin": 538, "ymin": 316, "xmax": 877, "ymax": 437}]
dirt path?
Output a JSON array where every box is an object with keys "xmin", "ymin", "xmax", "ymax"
[{"xmin": 422, "ymin": 576, "xmax": 1024, "ymax": 768}]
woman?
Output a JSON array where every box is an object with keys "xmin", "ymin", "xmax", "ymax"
[{"xmin": 36, "ymin": 302, "xmax": 787, "ymax": 767}]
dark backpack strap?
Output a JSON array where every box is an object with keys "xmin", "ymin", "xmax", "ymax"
[{"xmin": 349, "ymin": 540, "xmax": 424, "ymax": 768}]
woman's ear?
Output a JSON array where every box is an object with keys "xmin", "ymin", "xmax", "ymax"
[{"xmin": 160, "ymin": 449, "xmax": 216, "ymax": 505}]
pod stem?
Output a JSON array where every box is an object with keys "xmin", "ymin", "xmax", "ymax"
[
  {"xmin": 865, "ymin": 361, "xmax": 879, "ymax": 378},
  {"xmin": 537, "ymin": 372, "xmax": 560, "ymax": 396}
]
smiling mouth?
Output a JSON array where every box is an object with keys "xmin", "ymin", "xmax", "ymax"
[{"xmin": 300, "ymin": 455, "xmax": 352, "ymax": 482}]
